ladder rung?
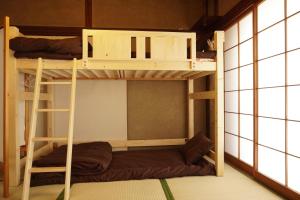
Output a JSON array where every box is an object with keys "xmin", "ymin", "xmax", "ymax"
[
  {"xmin": 30, "ymin": 167, "xmax": 66, "ymax": 173},
  {"xmin": 37, "ymin": 109, "xmax": 69, "ymax": 112},
  {"xmin": 32, "ymin": 137, "xmax": 68, "ymax": 142},
  {"xmin": 41, "ymin": 81, "xmax": 72, "ymax": 85}
]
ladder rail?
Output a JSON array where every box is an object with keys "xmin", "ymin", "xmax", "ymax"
[
  {"xmin": 22, "ymin": 58, "xmax": 77, "ymax": 200},
  {"xmin": 22, "ymin": 58, "xmax": 43, "ymax": 200},
  {"xmin": 64, "ymin": 58, "xmax": 77, "ymax": 200}
]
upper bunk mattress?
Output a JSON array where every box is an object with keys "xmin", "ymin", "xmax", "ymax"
[
  {"xmin": 10, "ymin": 37, "xmax": 216, "ymax": 60},
  {"xmin": 30, "ymin": 148, "xmax": 215, "ymax": 186},
  {"xmin": 10, "ymin": 37, "xmax": 90, "ymax": 60}
]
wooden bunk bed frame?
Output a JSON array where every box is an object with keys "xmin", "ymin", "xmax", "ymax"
[{"xmin": 2, "ymin": 16, "xmax": 224, "ymax": 198}]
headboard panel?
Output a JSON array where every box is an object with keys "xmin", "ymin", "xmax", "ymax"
[{"xmin": 82, "ymin": 29, "xmax": 196, "ymax": 62}]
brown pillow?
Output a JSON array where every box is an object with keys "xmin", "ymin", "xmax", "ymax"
[{"xmin": 181, "ymin": 133, "xmax": 211, "ymax": 165}]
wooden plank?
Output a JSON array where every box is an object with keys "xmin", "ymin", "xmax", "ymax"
[
  {"xmin": 103, "ymin": 70, "xmax": 111, "ymax": 78},
  {"xmin": 57, "ymin": 138, "xmax": 187, "ymax": 148},
  {"xmin": 188, "ymin": 79, "xmax": 194, "ymax": 139},
  {"xmin": 19, "ymin": 69, "xmax": 52, "ymax": 79},
  {"xmin": 78, "ymin": 69, "xmax": 92, "ymax": 78},
  {"xmin": 90, "ymin": 69, "xmax": 101, "ymax": 78},
  {"xmin": 170, "ymin": 71, "xmax": 184, "ymax": 78},
  {"xmin": 32, "ymin": 137, "xmax": 67, "ymax": 142},
  {"xmin": 46, "ymin": 78, "xmax": 54, "ymax": 150},
  {"xmin": 24, "ymin": 75, "xmax": 30, "ymax": 159},
  {"xmin": 42, "ymin": 70, "xmax": 60, "ymax": 78},
  {"xmin": 208, "ymin": 150, "xmax": 216, "ymax": 161},
  {"xmin": 17, "ymin": 59, "xmax": 215, "ymax": 72},
  {"xmin": 3, "ymin": 16, "xmax": 9, "ymax": 197},
  {"xmin": 30, "ymin": 167, "xmax": 66, "ymax": 173},
  {"xmin": 41, "ymin": 81, "xmax": 72, "ymax": 85},
  {"xmin": 20, "ymin": 92, "xmax": 51, "ymax": 101},
  {"xmin": 214, "ymin": 31, "xmax": 225, "ymax": 177},
  {"xmin": 54, "ymin": 77, "xmax": 187, "ymax": 81},
  {"xmin": 20, "ymin": 144, "xmax": 52, "ymax": 169},
  {"xmin": 22, "ymin": 58, "xmax": 43, "ymax": 200},
  {"xmin": 189, "ymin": 91, "xmax": 215, "ymax": 100},
  {"xmin": 126, "ymin": 139, "xmax": 186, "ymax": 147},
  {"xmin": 64, "ymin": 58, "xmax": 77, "ymax": 200},
  {"xmin": 37, "ymin": 109, "xmax": 69, "ymax": 112},
  {"xmin": 253, "ymin": 4, "xmax": 259, "ymax": 174},
  {"xmin": 187, "ymin": 71, "xmax": 214, "ymax": 79},
  {"xmin": 136, "ymin": 36, "xmax": 145, "ymax": 59},
  {"xmin": 51, "ymin": 69, "xmax": 69, "ymax": 78},
  {"xmin": 182, "ymin": 71, "xmax": 201, "ymax": 79},
  {"xmin": 152, "ymin": 70, "xmax": 168, "ymax": 78},
  {"xmin": 6, "ymin": 19, "xmax": 21, "ymax": 188}
]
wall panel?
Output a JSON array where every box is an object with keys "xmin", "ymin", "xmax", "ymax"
[
  {"xmin": 0, "ymin": 0, "xmax": 85, "ymax": 27},
  {"xmin": 92, "ymin": 0, "xmax": 189, "ymax": 30},
  {"xmin": 127, "ymin": 81, "xmax": 187, "ymax": 140},
  {"xmin": 54, "ymin": 80, "xmax": 127, "ymax": 142}
]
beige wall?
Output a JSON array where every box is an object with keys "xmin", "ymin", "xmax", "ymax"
[
  {"xmin": 53, "ymin": 80, "xmax": 127, "ymax": 142},
  {"xmin": 0, "ymin": 0, "xmax": 85, "ymax": 26},
  {"xmin": 127, "ymin": 81, "xmax": 187, "ymax": 140},
  {"xmin": 194, "ymin": 78, "xmax": 208, "ymax": 135},
  {"xmin": 53, "ymin": 80, "xmax": 207, "ymax": 142}
]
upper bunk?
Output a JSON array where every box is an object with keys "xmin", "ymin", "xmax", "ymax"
[{"xmin": 3, "ymin": 18, "xmax": 224, "ymax": 80}]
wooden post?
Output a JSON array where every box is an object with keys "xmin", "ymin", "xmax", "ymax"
[
  {"xmin": 188, "ymin": 79, "xmax": 194, "ymax": 139},
  {"xmin": 24, "ymin": 75, "xmax": 30, "ymax": 154},
  {"xmin": 3, "ymin": 15, "xmax": 10, "ymax": 198},
  {"xmin": 4, "ymin": 16, "xmax": 21, "ymax": 197},
  {"xmin": 214, "ymin": 31, "xmax": 225, "ymax": 176},
  {"xmin": 64, "ymin": 59, "xmax": 77, "ymax": 200},
  {"xmin": 47, "ymin": 77, "xmax": 54, "ymax": 151},
  {"xmin": 22, "ymin": 58, "xmax": 43, "ymax": 200}
]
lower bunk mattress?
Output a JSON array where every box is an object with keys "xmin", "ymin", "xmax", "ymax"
[{"xmin": 31, "ymin": 148, "xmax": 215, "ymax": 186}]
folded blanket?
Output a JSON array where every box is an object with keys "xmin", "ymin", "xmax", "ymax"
[
  {"xmin": 10, "ymin": 37, "xmax": 83, "ymax": 54},
  {"xmin": 33, "ymin": 142, "xmax": 112, "ymax": 175},
  {"xmin": 14, "ymin": 51, "xmax": 82, "ymax": 60}
]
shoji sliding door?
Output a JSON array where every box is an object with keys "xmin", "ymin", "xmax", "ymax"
[
  {"xmin": 224, "ymin": 0, "xmax": 300, "ymax": 196},
  {"xmin": 224, "ymin": 12, "xmax": 254, "ymax": 166},
  {"xmin": 257, "ymin": 0, "xmax": 300, "ymax": 193}
]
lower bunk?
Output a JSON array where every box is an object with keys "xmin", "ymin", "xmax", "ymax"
[{"xmin": 30, "ymin": 134, "xmax": 215, "ymax": 186}]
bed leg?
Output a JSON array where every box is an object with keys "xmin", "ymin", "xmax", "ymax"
[
  {"xmin": 47, "ymin": 78, "xmax": 54, "ymax": 151},
  {"xmin": 214, "ymin": 31, "xmax": 225, "ymax": 177},
  {"xmin": 188, "ymin": 79, "xmax": 194, "ymax": 139}
]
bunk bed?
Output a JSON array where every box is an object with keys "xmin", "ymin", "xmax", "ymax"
[{"xmin": 1, "ymin": 16, "xmax": 224, "ymax": 199}]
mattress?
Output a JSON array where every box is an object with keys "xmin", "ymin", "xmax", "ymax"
[
  {"xmin": 31, "ymin": 148, "xmax": 215, "ymax": 186},
  {"xmin": 10, "ymin": 37, "xmax": 216, "ymax": 60},
  {"xmin": 10, "ymin": 37, "xmax": 91, "ymax": 60}
]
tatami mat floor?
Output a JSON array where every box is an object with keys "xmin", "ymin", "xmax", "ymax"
[{"xmin": 0, "ymin": 164, "xmax": 285, "ymax": 200}]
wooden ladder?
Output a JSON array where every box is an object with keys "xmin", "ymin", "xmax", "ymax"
[{"xmin": 22, "ymin": 58, "xmax": 77, "ymax": 200}]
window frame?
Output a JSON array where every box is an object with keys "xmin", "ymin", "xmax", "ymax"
[{"xmin": 223, "ymin": 0, "xmax": 300, "ymax": 198}]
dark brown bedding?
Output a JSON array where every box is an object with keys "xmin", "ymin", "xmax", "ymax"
[
  {"xmin": 31, "ymin": 148, "xmax": 215, "ymax": 186},
  {"xmin": 196, "ymin": 51, "xmax": 216, "ymax": 59},
  {"xmin": 33, "ymin": 142, "xmax": 112, "ymax": 176},
  {"xmin": 10, "ymin": 37, "xmax": 216, "ymax": 60},
  {"xmin": 10, "ymin": 37, "xmax": 83, "ymax": 54},
  {"xmin": 14, "ymin": 51, "xmax": 82, "ymax": 60},
  {"xmin": 10, "ymin": 37, "xmax": 91, "ymax": 60}
]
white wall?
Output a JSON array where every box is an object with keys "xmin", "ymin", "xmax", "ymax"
[
  {"xmin": 0, "ymin": 29, "xmax": 3, "ymax": 162},
  {"xmin": 53, "ymin": 80, "xmax": 127, "ymax": 142}
]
